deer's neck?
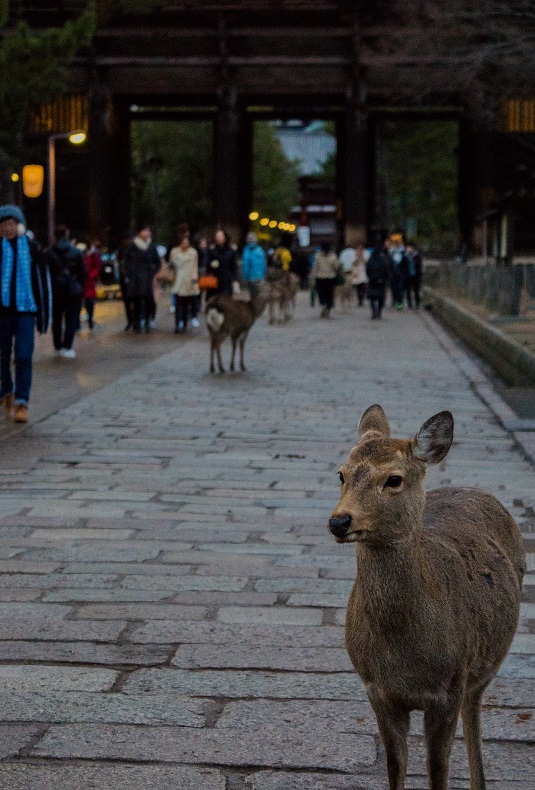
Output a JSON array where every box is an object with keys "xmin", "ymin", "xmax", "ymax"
[{"xmin": 356, "ymin": 532, "xmax": 428, "ymax": 627}]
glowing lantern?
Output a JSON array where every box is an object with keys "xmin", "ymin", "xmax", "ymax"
[{"xmin": 22, "ymin": 165, "xmax": 44, "ymax": 198}]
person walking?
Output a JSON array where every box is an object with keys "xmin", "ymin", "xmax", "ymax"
[
  {"xmin": 350, "ymin": 244, "xmax": 370, "ymax": 306},
  {"xmin": 310, "ymin": 241, "xmax": 340, "ymax": 318},
  {"xmin": 366, "ymin": 240, "xmax": 391, "ymax": 320},
  {"xmin": 206, "ymin": 229, "xmax": 237, "ymax": 298},
  {"xmin": 82, "ymin": 240, "xmax": 102, "ymax": 330},
  {"xmin": 169, "ymin": 233, "xmax": 200, "ymax": 333},
  {"xmin": 241, "ymin": 232, "xmax": 266, "ymax": 296},
  {"xmin": 0, "ymin": 204, "xmax": 52, "ymax": 423},
  {"xmin": 45, "ymin": 225, "xmax": 85, "ymax": 358},
  {"xmin": 405, "ymin": 242, "xmax": 423, "ymax": 309},
  {"xmin": 121, "ymin": 225, "xmax": 161, "ymax": 333},
  {"xmin": 389, "ymin": 233, "xmax": 409, "ymax": 310}
]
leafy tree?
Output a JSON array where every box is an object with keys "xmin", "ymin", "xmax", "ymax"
[
  {"xmin": 131, "ymin": 119, "xmax": 301, "ymax": 244},
  {"xmin": 131, "ymin": 120, "xmax": 214, "ymax": 244},
  {"xmin": 376, "ymin": 120, "xmax": 459, "ymax": 255},
  {"xmin": 0, "ymin": 2, "xmax": 95, "ymax": 201},
  {"xmin": 252, "ymin": 122, "xmax": 301, "ymax": 221}
]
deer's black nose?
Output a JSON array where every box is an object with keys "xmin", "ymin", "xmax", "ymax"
[{"xmin": 329, "ymin": 515, "xmax": 352, "ymax": 538}]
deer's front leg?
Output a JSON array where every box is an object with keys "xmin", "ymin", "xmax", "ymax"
[
  {"xmin": 424, "ymin": 697, "xmax": 462, "ymax": 790},
  {"xmin": 369, "ymin": 694, "xmax": 410, "ymax": 790},
  {"xmin": 230, "ymin": 337, "xmax": 237, "ymax": 371}
]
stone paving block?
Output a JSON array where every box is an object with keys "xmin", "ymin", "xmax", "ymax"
[
  {"xmin": 171, "ymin": 591, "xmax": 278, "ymax": 606},
  {"xmin": 129, "ymin": 620, "xmax": 345, "ymax": 647},
  {"xmin": 245, "ymin": 772, "xmax": 389, "ymax": 790},
  {"xmin": 217, "ymin": 606, "xmax": 323, "ymax": 626},
  {"xmin": 0, "ymin": 666, "xmax": 118, "ymax": 691},
  {"xmin": 0, "ymin": 573, "xmax": 119, "ymax": 589},
  {"xmin": 0, "ymin": 724, "xmax": 44, "ymax": 759},
  {"xmin": 0, "ymin": 619, "xmax": 126, "ymax": 642},
  {"xmin": 73, "ymin": 603, "xmax": 207, "ymax": 621},
  {"xmin": 287, "ymin": 592, "xmax": 349, "ymax": 608},
  {"xmin": 0, "ymin": 691, "xmax": 206, "ymax": 726},
  {"xmin": 42, "ymin": 589, "xmax": 173, "ymax": 603},
  {"xmin": 0, "ymin": 603, "xmax": 70, "ymax": 620},
  {"xmin": 21, "ymin": 546, "xmax": 162, "ymax": 562},
  {"xmin": 0, "ymin": 641, "xmax": 169, "ymax": 665},
  {"xmin": 121, "ymin": 574, "xmax": 248, "ymax": 592},
  {"xmin": 32, "ymin": 722, "xmax": 377, "ymax": 771},
  {"xmin": 0, "ymin": 764, "xmax": 227, "ymax": 790},
  {"xmin": 123, "ymin": 668, "xmax": 365, "ymax": 701},
  {"xmin": 254, "ymin": 578, "xmax": 352, "ymax": 594},
  {"xmin": 60, "ymin": 562, "xmax": 194, "ymax": 576},
  {"xmin": 27, "ymin": 528, "xmax": 133, "ymax": 541},
  {"xmin": 171, "ymin": 645, "xmax": 352, "ymax": 672}
]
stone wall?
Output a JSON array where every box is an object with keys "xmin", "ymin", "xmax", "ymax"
[{"xmin": 424, "ymin": 262, "xmax": 535, "ymax": 316}]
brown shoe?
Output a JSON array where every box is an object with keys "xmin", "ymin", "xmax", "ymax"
[
  {"xmin": 13, "ymin": 404, "xmax": 28, "ymax": 423},
  {"xmin": 2, "ymin": 393, "xmax": 14, "ymax": 417}
]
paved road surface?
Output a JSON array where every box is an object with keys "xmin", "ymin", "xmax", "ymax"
[{"xmin": 0, "ymin": 294, "xmax": 533, "ymax": 789}]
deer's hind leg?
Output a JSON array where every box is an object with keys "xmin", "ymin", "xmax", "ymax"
[
  {"xmin": 461, "ymin": 685, "xmax": 487, "ymax": 790},
  {"xmin": 424, "ymin": 696, "xmax": 462, "ymax": 790},
  {"xmin": 213, "ymin": 338, "xmax": 226, "ymax": 374},
  {"xmin": 369, "ymin": 695, "xmax": 410, "ymax": 790},
  {"xmin": 230, "ymin": 336, "xmax": 238, "ymax": 372},
  {"xmin": 239, "ymin": 331, "xmax": 249, "ymax": 371}
]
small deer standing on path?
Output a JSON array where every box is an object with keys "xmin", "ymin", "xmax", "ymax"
[
  {"xmin": 206, "ymin": 287, "xmax": 267, "ymax": 373},
  {"xmin": 328, "ymin": 405, "xmax": 525, "ymax": 790}
]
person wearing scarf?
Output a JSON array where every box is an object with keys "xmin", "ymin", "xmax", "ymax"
[{"xmin": 0, "ymin": 205, "xmax": 51, "ymax": 423}]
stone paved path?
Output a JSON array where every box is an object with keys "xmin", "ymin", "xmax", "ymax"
[{"xmin": 0, "ymin": 295, "xmax": 533, "ymax": 789}]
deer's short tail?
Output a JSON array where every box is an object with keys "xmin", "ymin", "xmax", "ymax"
[{"xmin": 206, "ymin": 307, "xmax": 225, "ymax": 332}]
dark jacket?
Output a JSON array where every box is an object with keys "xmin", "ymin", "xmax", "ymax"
[
  {"xmin": 406, "ymin": 250, "xmax": 423, "ymax": 284},
  {"xmin": 0, "ymin": 237, "xmax": 52, "ymax": 333},
  {"xmin": 44, "ymin": 238, "xmax": 86, "ymax": 300},
  {"xmin": 122, "ymin": 238, "xmax": 161, "ymax": 299},
  {"xmin": 366, "ymin": 247, "xmax": 391, "ymax": 297},
  {"xmin": 209, "ymin": 243, "xmax": 237, "ymax": 295}
]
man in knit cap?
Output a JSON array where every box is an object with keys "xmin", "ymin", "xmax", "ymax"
[{"xmin": 0, "ymin": 205, "xmax": 51, "ymax": 423}]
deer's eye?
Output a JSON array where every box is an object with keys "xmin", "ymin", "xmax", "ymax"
[
  {"xmin": 338, "ymin": 471, "xmax": 345, "ymax": 485},
  {"xmin": 384, "ymin": 475, "xmax": 403, "ymax": 488}
]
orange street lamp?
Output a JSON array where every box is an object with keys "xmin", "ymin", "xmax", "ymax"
[
  {"xmin": 248, "ymin": 211, "xmax": 259, "ymax": 221},
  {"xmin": 259, "ymin": 217, "xmax": 269, "ymax": 226},
  {"xmin": 22, "ymin": 165, "xmax": 45, "ymax": 198}
]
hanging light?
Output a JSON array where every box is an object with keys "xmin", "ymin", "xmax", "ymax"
[
  {"xmin": 11, "ymin": 173, "xmax": 19, "ymax": 183},
  {"xmin": 22, "ymin": 164, "xmax": 45, "ymax": 198},
  {"xmin": 69, "ymin": 132, "xmax": 86, "ymax": 145},
  {"xmin": 248, "ymin": 211, "xmax": 259, "ymax": 221},
  {"xmin": 269, "ymin": 220, "xmax": 277, "ymax": 228},
  {"xmin": 260, "ymin": 218, "xmax": 270, "ymax": 226}
]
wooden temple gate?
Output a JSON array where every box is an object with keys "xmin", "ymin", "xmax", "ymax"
[{"xmin": 13, "ymin": 0, "xmax": 534, "ymax": 250}]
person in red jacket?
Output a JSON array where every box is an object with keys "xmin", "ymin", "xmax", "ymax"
[{"xmin": 83, "ymin": 241, "xmax": 102, "ymax": 330}]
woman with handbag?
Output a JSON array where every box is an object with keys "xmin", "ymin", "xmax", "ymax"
[
  {"xmin": 44, "ymin": 225, "xmax": 86, "ymax": 359},
  {"xmin": 310, "ymin": 241, "xmax": 340, "ymax": 318},
  {"xmin": 205, "ymin": 229, "xmax": 237, "ymax": 299},
  {"xmin": 169, "ymin": 233, "xmax": 200, "ymax": 333}
]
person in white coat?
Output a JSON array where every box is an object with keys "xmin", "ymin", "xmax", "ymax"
[{"xmin": 169, "ymin": 233, "xmax": 200, "ymax": 333}]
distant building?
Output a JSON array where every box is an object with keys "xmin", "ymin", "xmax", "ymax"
[{"xmin": 274, "ymin": 121, "xmax": 338, "ymax": 245}]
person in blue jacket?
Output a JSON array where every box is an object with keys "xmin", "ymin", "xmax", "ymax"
[{"xmin": 241, "ymin": 232, "xmax": 267, "ymax": 296}]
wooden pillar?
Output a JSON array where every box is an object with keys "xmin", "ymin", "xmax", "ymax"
[
  {"xmin": 458, "ymin": 96, "xmax": 498, "ymax": 253},
  {"xmin": 339, "ymin": 21, "xmax": 370, "ymax": 248},
  {"xmin": 214, "ymin": 82, "xmax": 245, "ymax": 244},
  {"xmin": 88, "ymin": 85, "xmax": 130, "ymax": 247}
]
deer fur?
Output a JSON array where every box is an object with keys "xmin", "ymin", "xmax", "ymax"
[
  {"xmin": 266, "ymin": 269, "xmax": 300, "ymax": 324},
  {"xmin": 328, "ymin": 405, "xmax": 525, "ymax": 790},
  {"xmin": 206, "ymin": 287, "xmax": 267, "ymax": 373}
]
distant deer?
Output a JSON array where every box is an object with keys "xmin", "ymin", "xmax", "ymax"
[
  {"xmin": 328, "ymin": 405, "xmax": 525, "ymax": 790},
  {"xmin": 266, "ymin": 269, "xmax": 300, "ymax": 324},
  {"xmin": 205, "ymin": 287, "xmax": 267, "ymax": 373}
]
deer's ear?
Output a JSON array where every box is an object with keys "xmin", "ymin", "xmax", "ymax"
[
  {"xmin": 358, "ymin": 404, "xmax": 390, "ymax": 441},
  {"xmin": 413, "ymin": 411, "xmax": 453, "ymax": 464}
]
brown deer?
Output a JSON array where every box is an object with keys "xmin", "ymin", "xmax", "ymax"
[
  {"xmin": 266, "ymin": 269, "xmax": 300, "ymax": 324},
  {"xmin": 205, "ymin": 287, "xmax": 267, "ymax": 373},
  {"xmin": 328, "ymin": 405, "xmax": 525, "ymax": 790}
]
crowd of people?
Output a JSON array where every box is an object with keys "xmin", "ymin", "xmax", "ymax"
[
  {"xmin": 310, "ymin": 233, "xmax": 423, "ymax": 321},
  {"xmin": 0, "ymin": 200, "xmax": 422, "ymax": 423}
]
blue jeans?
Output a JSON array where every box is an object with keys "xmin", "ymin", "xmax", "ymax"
[{"xmin": 0, "ymin": 314, "xmax": 36, "ymax": 406}]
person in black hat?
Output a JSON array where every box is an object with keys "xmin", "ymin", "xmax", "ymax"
[{"xmin": 0, "ymin": 204, "xmax": 51, "ymax": 423}]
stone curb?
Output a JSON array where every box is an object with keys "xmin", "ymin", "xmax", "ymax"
[
  {"xmin": 422, "ymin": 286, "xmax": 535, "ymax": 387},
  {"xmin": 419, "ymin": 306, "xmax": 535, "ymax": 468}
]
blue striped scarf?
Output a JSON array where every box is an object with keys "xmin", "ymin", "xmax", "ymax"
[{"xmin": 1, "ymin": 235, "xmax": 37, "ymax": 312}]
